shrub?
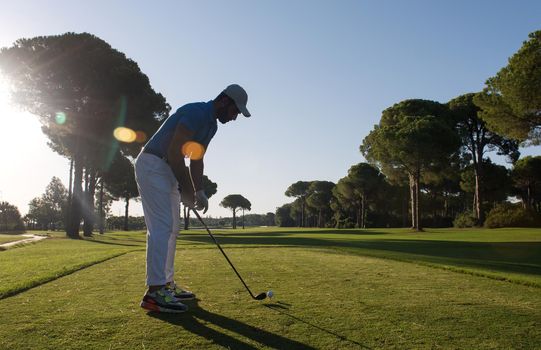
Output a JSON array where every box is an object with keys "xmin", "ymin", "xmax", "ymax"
[
  {"xmin": 484, "ymin": 203, "xmax": 541, "ymax": 228},
  {"xmin": 453, "ymin": 212, "xmax": 477, "ymax": 228}
]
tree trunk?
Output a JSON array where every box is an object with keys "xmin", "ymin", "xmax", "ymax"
[
  {"xmin": 474, "ymin": 146, "xmax": 484, "ymax": 224},
  {"xmin": 409, "ymin": 174, "xmax": 416, "ymax": 230},
  {"xmin": 360, "ymin": 194, "xmax": 366, "ymax": 229},
  {"xmin": 232, "ymin": 208, "xmax": 237, "ymax": 229},
  {"xmin": 124, "ymin": 197, "xmax": 130, "ymax": 231},
  {"xmin": 242, "ymin": 208, "xmax": 245, "ymax": 229},
  {"xmin": 99, "ymin": 181, "xmax": 104, "ymax": 234},
  {"xmin": 409, "ymin": 171, "xmax": 421, "ymax": 231},
  {"xmin": 66, "ymin": 159, "xmax": 73, "ymax": 229},
  {"xmin": 83, "ymin": 169, "xmax": 96, "ymax": 237},
  {"xmin": 415, "ymin": 171, "xmax": 422, "ymax": 231},
  {"xmin": 67, "ymin": 157, "xmax": 83, "ymax": 238}
]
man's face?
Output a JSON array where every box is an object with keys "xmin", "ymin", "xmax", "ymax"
[{"xmin": 217, "ymin": 97, "xmax": 240, "ymax": 124}]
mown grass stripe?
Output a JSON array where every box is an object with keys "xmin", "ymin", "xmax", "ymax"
[
  {"xmin": 0, "ymin": 251, "xmax": 134, "ymax": 300},
  {"xmin": 329, "ymin": 246, "xmax": 541, "ymax": 288}
]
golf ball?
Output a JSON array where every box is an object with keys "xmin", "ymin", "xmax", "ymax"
[{"xmin": 267, "ymin": 290, "xmax": 274, "ymax": 298}]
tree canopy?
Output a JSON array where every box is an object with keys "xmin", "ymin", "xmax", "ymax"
[
  {"xmin": 220, "ymin": 194, "xmax": 251, "ymax": 229},
  {"xmin": 0, "ymin": 32, "xmax": 170, "ymax": 237},
  {"xmin": 474, "ymin": 30, "xmax": 541, "ymax": 143},
  {"xmin": 361, "ymin": 99, "xmax": 460, "ymax": 230}
]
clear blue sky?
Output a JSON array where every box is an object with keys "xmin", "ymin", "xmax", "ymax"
[{"xmin": 1, "ymin": 1, "xmax": 540, "ymax": 218}]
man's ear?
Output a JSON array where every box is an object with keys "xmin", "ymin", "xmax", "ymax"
[{"xmin": 216, "ymin": 95, "xmax": 228, "ymax": 108}]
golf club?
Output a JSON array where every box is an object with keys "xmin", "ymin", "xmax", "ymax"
[
  {"xmin": 191, "ymin": 208, "xmax": 269, "ymax": 300},
  {"xmin": 184, "ymin": 154, "xmax": 270, "ymax": 300}
]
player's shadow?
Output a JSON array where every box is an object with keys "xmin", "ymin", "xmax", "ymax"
[{"xmin": 148, "ymin": 298, "xmax": 316, "ymax": 349}]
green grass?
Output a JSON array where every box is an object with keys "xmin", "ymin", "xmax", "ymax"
[
  {"xmin": 0, "ymin": 227, "xmax": 540, "ymax": 349},
  {"xmin": 0, "ymin": 233, "xmax": 29, "ymax": 244},
  {"xmin": 0, "ymin": 235, "xmax": 139, "ymax": 298}
]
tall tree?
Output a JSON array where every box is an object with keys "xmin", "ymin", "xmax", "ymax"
[
  {"xmin": 220, "ymin": 194, "xmax": 251, "ymax": 229},
  {"xmin": 0, "ymin": 202, "xmax": 24, "ymax": 232},
  {"xmin": 511, "ymin": 156, "xmax": 541, "ymax": 211},
  {"xmin": 361, "ymin": 99, "xmax": 460, "ymax": 231},
  {"xmin": 448, "ymin": 93, "xmax": 519, "ymax": 223},
  {"xmin": 275, "ymin": 203, "xmax": 296, "ymax": 227},
  {"xmin": 0, "ymin": 33, "xmax": 169, "ymax": 238},
  {"xmin": 474, "ymin": 30, "xmax": 541, "ymax": 143},
  {"xmin": 460, "ymin": 160, "xmax": 512, "ymax": 212},
  {"xmin": 102, "ymin": 153, "xmax": 139, "ymax": 231},
  {"xmin": 27, "ymin": 177, "xmax": 68, "ymax": 230},
  {"xmin": 346, "ymin": 163, "xmax": 385, "ymax": 228},
  {"xmin": 42, "ymin": 177, "xmax": 68, "ymax": 230},
  {"xmin": 306, "ymin": 181, "xmax": 335, "ymax": 228},
  {"xmin": 285, "ymin": 181, "xmax": 311, "ymax": 227}
]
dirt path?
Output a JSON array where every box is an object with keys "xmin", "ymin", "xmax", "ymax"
[{"xmin": 0, "ymin": 234, "xmax": 47, "ymax": 249}]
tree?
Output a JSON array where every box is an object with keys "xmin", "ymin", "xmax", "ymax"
[
  {"xmin": 0, "ymin": 33, "xmax": 169, "ymax": 238},
  {"xmin": 27, "ymin": 177, "xmax": 68, "ymax": 230},
  {"xmin": 0, "ymin": 202, "xmax": 24, "ymax": 232},
  {"xmin": 220, "ymin": 194, "xmax": 251, "ymax": 229},
  {"xmin": 448, "ymin": 93, "xmax": 519, "ymax": 223},
  {"xmin": 346, "ymin": 163, "xmax": 385, "ymax": 228},
  {"xmin": 511, "ymin": 156, "xmax": 541, "ymax": 211},
  {"xmin": 102, "ymin": 153, "xmax": 139, "ymax": 231},
  {"xmin": 361, "ymin": 99, "xmax": 460, "ymax": 231},
  {"xmin": 275, "ymin": 203, "xmax": 296, "ymax": 227},
  {"xmin": 306, "ymin": 181, "xmax": 335, "ymax": 228},
  {"xmin": 285, "ymin": 181, "xmax": 311, "ymax": 227},
  {"xmin": 460, "ymin": 160, "xmax": 512, "ymax": 212},
  {"xmin": 474, "ymin": 30, "xmax": 541, "ymax": 143}
]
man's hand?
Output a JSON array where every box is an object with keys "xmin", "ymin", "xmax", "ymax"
[
  {"xmin": 195, "ymin": 190, "xmax": 208, "ymax": 213},
  {"xmin": 181, "ymin": 190, "xmax": 196, "ymax": 209}
]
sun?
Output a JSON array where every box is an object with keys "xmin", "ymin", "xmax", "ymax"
[{"xmin": 0, "ymin": 74, "xmax": 44, "ymax": 152}]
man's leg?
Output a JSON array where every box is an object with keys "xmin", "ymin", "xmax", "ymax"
[
  {"xmin": 135, "ymin": 153, "xmax": 188, "ymax": 313},
  {"xmin": 165, "ymin": 188, "xmax": 180, "ymax": 283},
  {"xmin": 135, "ymin": 153, "xmax": 177, "ymax": 289}
]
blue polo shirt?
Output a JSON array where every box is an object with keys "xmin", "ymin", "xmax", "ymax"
[{"xmin": 144, "ymin": 100, "xmax": 218, "ymax": 158}]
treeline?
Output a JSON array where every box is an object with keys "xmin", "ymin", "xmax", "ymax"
[
  {"xmin": 105, "ymin": 213, "xmax": 276, "ymax": 230},
  {"xmin": 276, "ymin": 30, "xmax": 541, "ymax": 230}
]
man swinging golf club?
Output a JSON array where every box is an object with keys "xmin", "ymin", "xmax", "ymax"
[{"xmin": 135, "ymin": 84, "xmax": 251, "ymax": 313}]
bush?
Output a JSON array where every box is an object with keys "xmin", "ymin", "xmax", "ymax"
[
  {"xmin": 453, "ymin": 212, "xmax": 477, "ymax": 228},
  {"xmin": 484, "ymin": 203, "xmax": 541, "ymax": 228}
]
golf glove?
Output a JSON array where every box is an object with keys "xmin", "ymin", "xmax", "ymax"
[{"xmin": 195, "ymin": 189, "xmax": 208, "ymax": 213}]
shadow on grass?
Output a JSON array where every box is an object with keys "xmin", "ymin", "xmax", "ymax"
[
  {"xmin": 178, "ymin": 234, "xmax": 541, "ymax": 279},
  {"xmin": 82, "ymin": 238, "xmax": 144, "ymax": 248},
  {"xmin": 149, "ymin": 299, "xmax": 316, "ymax": 349},
  {"xmin": 264, "ymin": 302, "xmax": 372, "ymax": 349}
]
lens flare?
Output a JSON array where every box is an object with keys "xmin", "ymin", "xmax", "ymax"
[
  {"xmin": 113, "ymin": 127, "xmax": 137, "ymax": 143},
  {"xmin": 182, "ymin": 141, "xmax": 205, "ymax": 160},
  {"xmin": 135, "ymin": 131, "xmax": 147, "ymax": 143},
  {"xmin": 55, "ymin": 112, "xmax": 66, "ymax": 125}
]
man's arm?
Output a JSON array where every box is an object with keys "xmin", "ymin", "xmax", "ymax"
[
  {"xmin": 167, "ymin": 124, "xmax": 196, "ymax": 200},
  {"xmin": 190, "ymin": 159, "xmax": 204, "ymax": 191}
]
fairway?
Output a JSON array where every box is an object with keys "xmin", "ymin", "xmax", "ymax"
[{"xmin": 0, "ymin": 228, "xmax": 540, "ymax": 349}]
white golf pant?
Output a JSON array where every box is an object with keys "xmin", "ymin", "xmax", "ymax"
[{"xmin": 134, "ymin": 152, "xmax": 180, "ymax": 286}]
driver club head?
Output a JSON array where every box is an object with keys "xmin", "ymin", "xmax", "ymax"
[{"xmin": 254, "ymin": 292, "xmax": 268, "ymax": 300}]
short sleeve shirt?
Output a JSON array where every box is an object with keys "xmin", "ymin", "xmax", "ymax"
[{"xmin": 143, "ymin": 101, "xmax": 218, "ymax": 157}]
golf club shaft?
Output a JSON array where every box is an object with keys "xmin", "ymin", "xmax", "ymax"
[{"xmin": 191, "ymin": 208, "xmax": 258, "ymax": 299}]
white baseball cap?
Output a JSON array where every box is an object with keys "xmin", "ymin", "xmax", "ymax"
[{"xmin": 223, "ymin": 84, "xmax": 251, "ymax": 117}]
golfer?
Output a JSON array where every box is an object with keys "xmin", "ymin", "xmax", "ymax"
[{"xmin": 135, "ymin": 84, "xmax": 251, "ymax": 313}]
